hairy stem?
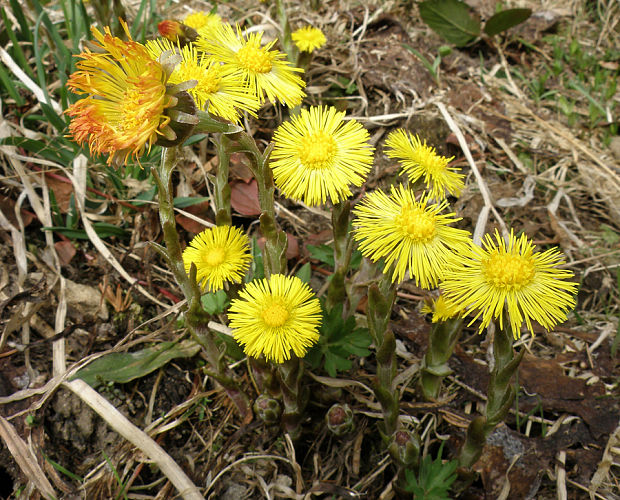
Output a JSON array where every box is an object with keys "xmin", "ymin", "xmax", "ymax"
[
  {"xmin": 326, "ymin": 200, "xmax": 353, "ymax": 314},
  {"xmin": 153, "ymin": 147, "xmax": 251, "ymax": 419},
  {"xmin": 458, "ymin": 318, "xmax": 524, "ymax": 468}
]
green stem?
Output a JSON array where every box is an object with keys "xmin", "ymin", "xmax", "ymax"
[
  {"xmin": 458, "ymin": 318, "xmax": 524, "ymax": 468},
  {"xmin": 274, "ymin": 0, "xmax": 295, "ymax": 64},
  {"xmin": 279, "ymin": 356, "xmax": 307, "ymax": 439},
  {"xmin": 213, "ymin": 134, "xmax": 232, "ymax": 227},
  {"xmin": 367, "ymin": 273, "xmax": 399, "ymax": 437},
  {"xmin": 153, "ymin": 147, "xmax": 251, "ymax": 419},
  {"xmin": 420, "ymin": 318, "xmax": 463, "ymax": 400},
  {"xmin": 326, "ymin": 200, "xmax": 353, "ymax": 314}
]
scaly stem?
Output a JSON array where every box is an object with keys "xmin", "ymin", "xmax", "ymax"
[
  {"xmin": 326, "ymin": 200, "xmax": 353, "ymax": 314},
  {"xmin": 152, "ymin": 146, "xmax": 251, "ymax": 419},
  {"xmin": 274, "ymin": 0, "xmax": 295, "ymax": 64},
  {"xmin": 458, "ymin": 317, "xmax": 524, "ymax": 468},
  {"xmin": 279, "ymin": 356, "xmax": 307, "ymax": 439},
  {"xmin": 213, "ymin": 134, "xmax": 232, "ymax": 227},
  {"xmin": 420, "ymin": 318, "xmax": 463, "ymax": 400},
  {"xmin": 367, "ymin": 273, "xmax": 399, "ymax": 437},
  {"xmin": 227, "ymin": 132, "xmax": 307, "ymax": 437}
]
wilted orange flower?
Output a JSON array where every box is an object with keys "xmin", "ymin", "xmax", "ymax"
[{"xmin": 66, "ymin": 21, "xmax": 174, "ymax": 165}]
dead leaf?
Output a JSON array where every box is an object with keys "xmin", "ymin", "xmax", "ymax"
[
  {"xmin": 0, "ymin": 195, "xmax": 35, "ymax": 227},
  {"xmin": 230, "ymin": 179, "xmax": 261, "ymax": 216},
  {"xmin": 175, "ymin": 200, "xmax": 211, "ymax": 234},
  {"xmin": 54, "ymin": 240, "xmax": 76, "ymax": 266},
  {"xmin": 286, "ymin": 233, "xmax": 299, "ymax": 259},
  {"xmin": 45, "ymin": 174, "xmax": 74, "ymax": 213}
]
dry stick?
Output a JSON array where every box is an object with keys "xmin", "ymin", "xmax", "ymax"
[
  {"xmin": 63, "ymin": 379, "xmax": 204, "ymax": 500},
  {"xmin": 67, "ymin": 156, "xmax": 170, "ymax": 308},
  {"xmin": 0, "ymin": 417, "xmax": 57, "ymax": 500},
  {"xmin": 435, "ymin": 102, "xmax": 507, "ymax": 245}
]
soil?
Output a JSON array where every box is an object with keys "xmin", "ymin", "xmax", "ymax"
[{"xmin": 0, "ymin": 0, "xmax": 619, "ymax": 499}]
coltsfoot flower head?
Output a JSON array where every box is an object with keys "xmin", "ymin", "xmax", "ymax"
[
  {"xmin": 228, "ymin": 274, "xmax": 322, "ymax": 363},
  {"xmin": 292, "ymin": 26, "xmax": 326, "ymax": 53},
  {"xmin": 196, "ymin": 23, "xmax": 306, "ymax": 106},
  {"xmin": 385, "ymin": 129, "xmax": 464, "ymax": 199},
  {"xmin": 67, "ymin": 21, "xmax": 175, "ymax": 166},
  {"xmin": 421, "ymin": 294, "xmax": 464, "ymax": 323},
  {"xmin": 146, "ymin": 39, "xmax": 260, "ymax": 122},
  {"xmin": 270, "ymin": 106, "xmax": 374, "ymax": 206},
  {"xmin": 182, "ymin": 225, "xmax": 252, "ymax": 292},
  {"xmin": 441, "ymin": 229, "xmax": 578, "ymax": 338},
  {"xmin": 352, "ymin": 185, "xmax": 471, "ymax": 287},
  {"xmin": 183, "ymin": 11, "xmax": 222, "ymax": 34}
]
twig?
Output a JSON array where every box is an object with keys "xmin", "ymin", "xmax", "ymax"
[
  {"xmin": 64, "ymin": 379, "xmax": 204, "ymax": 500},
  {"xmin": 435, "ymin": 102, "xmax": 507, "ymax": 244}
]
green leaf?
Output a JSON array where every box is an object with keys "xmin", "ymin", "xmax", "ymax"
[
  {"xmin": 306, "ymin": 303, "xmax": 372, "ymax": 375},
  {"xmin": 483, "ymin": 8, "xmax": 532, "ymax": 37},
  {"xmin": 173, "ymin": 196, "xmax": 210, "ymax": 208},
  {"xmin": 183, "ymin": 134, "xmax": 208, "ymax": 146},
  {"xmin": 307, "ymin": 244, "xmax": 335, "ymax": 267},
  {"xmin": 201, "ymin": 290, "xmax": 229, "ymax": 315},
  {"xmin": 418, "ymin": 0, "xmax": 481, "ymax": 47},
  {"xmin": 71, "ymin": 340, "xmax": 201, "ymax": 387},
  {"xmin": 42, "ymin": 223, "xmax": 130, "ymax": 240},
  {"xmin": 295, "ymin": 262, "xmax": 312, "ymax": 284}
]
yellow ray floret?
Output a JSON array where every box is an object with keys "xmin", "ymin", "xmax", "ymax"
[
  {"xmin": 270, "ymin": 106, "xmax": 374, "ymax": 206},
  {"xmin": 352, "ymin": 185, "xmax": 471, "ymax": 287},
  {"xmin": 196, "ymin": 23, "xmax": 306, "ymax": 106},
  {"xmin": 182, "ymin": 225, "xmax": 252, "ymax": 292},
  {"xmin": 146, "ymin": 39, "xmax": 260, "ymax": 122},
  {"xmin": 421, "ymin": 295, "xmax": 464, "ymax": 323},
  {"xmin": 385, "ymin": 129, "xmax": 464, "ymax": 199},
  {"xmin": 292, "ymin": 26, "xmax": 326, "ymax": 53},
  {"xmin": 441, "ymin": 229, "xmax": 578, "ymax": 338},
  {"xmin": 228, "ymin": 274, "xmax": 322, "ymax": 363},
  {"xmin": 183, "ymin": 11, "xmax": 222, "ymax": 32},
  {"xmin": 66, "ymin": 21, "xmax": 171, "ymax": 165}
]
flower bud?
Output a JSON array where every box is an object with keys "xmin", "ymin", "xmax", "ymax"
[
  {"xmin": 326, "ymin": 403, "xmax": 355, "ymax": 437},
  {"xmin": 158, "ymin": 20, "xmax": 198, "ymax": 44},
  {"xmin": 253, "ymin": 394, "xmax": 281, "ymax": 425},
  {"xmin": 388, "ymin": 430, "xmax": 420, "ymax": 468}
]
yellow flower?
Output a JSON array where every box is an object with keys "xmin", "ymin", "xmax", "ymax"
[
  {"xmin": 182, "ymin": 225, "xmax": 252, "ymax": 292},
  {"xmin": 228, "ymin": 274, "xmax": 322, "ymax": 363},
  {"xmin": 196, "ymin": 23, "xmax": 306, "ymax": 106},
  {"xmin": 183, "ymin": 11, "xmax": 222, "ymax": 33},
  {"xmin": 292, "ymin": 26, "xmax": 326, "ymax": 53},
  {"xmin": 385, "ymin": 129, "xmax": 464, "ymax": 199},
  {"xmin": 421, "ymin": 295, "xmax": 464, "ymax": 323},
  {"xmin": 270, "ymin": 106, "xmax": 374, "ymax": 206},
  {"xmin": 441, "ymin": 230, "xmax": 578, "ymax": 338},
  {"xmin": 146, "ymin": 39, "xmax": 260, "ymax": 123},
  {"xmin": 352, "ymin": 185, "xmax": 471, "ymax": 287},
  {"xmin": 66, "ymin": 21, "xmax": 173, "ymax": 166}
]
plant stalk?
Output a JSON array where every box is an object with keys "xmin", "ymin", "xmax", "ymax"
[
  {"xmin": 458, "ymin": 318, "xmax": 524, "ymax": 468},
  {"xmin": 420, "ymin": 318, "xmax": 463, "ymax": 400},
  {"xmin": 152, "ymin": 146, "xmax": 251, "ymax": 419},
  {"xmin": 326, "ymin": 200, "xmax": 354, "ymax": 314}
]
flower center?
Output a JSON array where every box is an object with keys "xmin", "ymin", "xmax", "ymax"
[
  {"xmin": 178, "ymin": 61, "xmax": 221, "ymax": 95},
  {"xmin": 119, "ymin": 86, "xmax": 145, "ymax": 133},
  {"xmin": 396, "ymin": 205, "xmax": 436, "ymax": 243},
  {"xmin": 298, "ymin": 131, "xmax": 337, "ymax": 170},
  {"xmin": 262, "ymin": 300, "xmax": 290, "ymax": 327},
  {"xmin": 483, "ymin": 252, "xmax": 535, "ymax": 290},
  {"xmin": 235, "ymin": 43, "xmax": 273, "ymax": 74},
  {"xmin": 205, "ymin": 247, "xmax": 226, "ymax": 267}
]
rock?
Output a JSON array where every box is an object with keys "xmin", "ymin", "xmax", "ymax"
[{"xmin": 63, "ymin": 278, "xmax": 108, "ymax": 321}]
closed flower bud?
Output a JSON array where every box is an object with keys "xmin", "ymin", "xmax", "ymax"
[
  {"xmin": 326, "ymin": 403, "xmax": 355, "ymax": 437},
  {"xmin": 254, "ymin": 394, "xmax": 281, "ymax": 425},
  {"xmin": 388, "ymin": 430, "xmax": 420, "ymax": 468}
]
